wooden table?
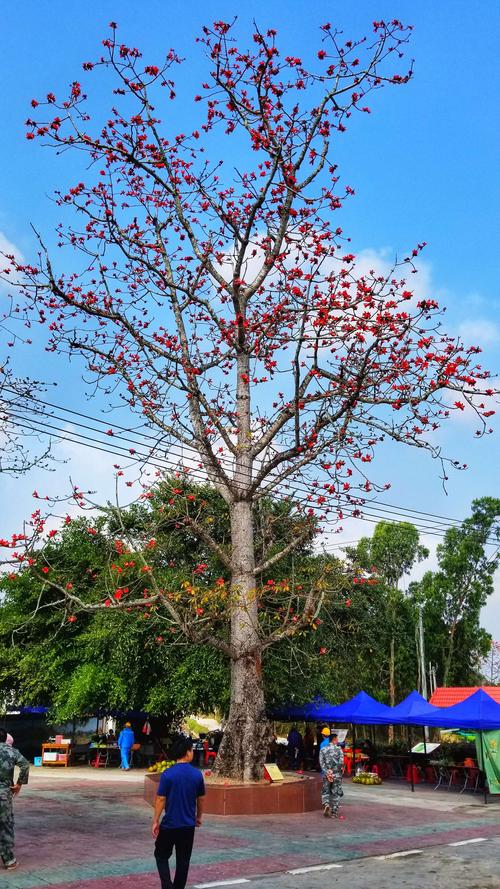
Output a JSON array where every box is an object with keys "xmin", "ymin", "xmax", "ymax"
[
  {"xmin": 89, "ymin": 744, "xmax": 121, "ymax": 767},
  {"xmin": 42, "ymin": 742, "xmax": 71, "ymax": 767}
]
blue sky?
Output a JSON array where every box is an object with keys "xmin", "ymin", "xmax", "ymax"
[{"xmin": 1, "ymin": 1, "xmax": 499, "ymax": 641}]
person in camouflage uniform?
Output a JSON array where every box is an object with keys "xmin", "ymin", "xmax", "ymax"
[
  {"xmin": 319, "ymin": 732, "xmax": 344, "ymax": 818},
  {"xmin": 0, "ymin": 727, "xmax": 29, "ymax": 870}
]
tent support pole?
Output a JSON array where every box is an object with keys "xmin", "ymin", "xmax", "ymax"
[
  {"xmin": 352, "ymin": 723, "xmax": 356, "ymax": 775},
  {"xmin": 422, "ymin": 727, "xmax": 427, "ymax": 755},
  {"xmin": 409, "ymin": 725, "xmax": 415, "ymax": 792},
  {"xmin": 480, "ymin": 731, "xmax": 488, "ymax": 805}
]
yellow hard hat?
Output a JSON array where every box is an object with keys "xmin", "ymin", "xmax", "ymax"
[
  {"xmin": 321, "ymin": 727, "xmax": 330, "ymax": 737},
  {"xmin": 124, "ymin": 722, "xmax": 132, "ymax": 728}
]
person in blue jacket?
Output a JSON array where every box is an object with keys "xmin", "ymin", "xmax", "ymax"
[
  {"xmin": 117, "ymin": 722, "xmax": 135, "ymax": 770},
  {"xmin": 320, "ymin": 726, "xmax": 331, "ymax": 750}
]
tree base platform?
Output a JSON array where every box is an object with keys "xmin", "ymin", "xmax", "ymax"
[{"xmin": 144, "ymin": 772, "xmax": 322, "ymax": 815}]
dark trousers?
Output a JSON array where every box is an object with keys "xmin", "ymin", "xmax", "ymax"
[{"xmin": 155, "ymin": 827, "xmax": 195, "ymax": 889}]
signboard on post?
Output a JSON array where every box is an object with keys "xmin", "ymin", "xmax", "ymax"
[{"xmin": 411, "ymin": 742, "xmax": 440, "ymax": 754}]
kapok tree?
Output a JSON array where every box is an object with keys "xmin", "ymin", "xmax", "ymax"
[{"xmin": 3, "ymin": 20, "xmax": 495, "ymax": 779}]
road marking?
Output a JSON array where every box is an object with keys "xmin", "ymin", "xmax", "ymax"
[
  {"xmin": 376, "ymin": 849, "xmax": 423, "ymax": 860},
  {"xmin": 288, "ymin": 863, "xmax": 343, "ymax": 874},
  {"xmin": 448, "ymin": 837, "xmax": 487, "ymax": 847},
  {"xmin": 194, "ymin": 881, "xmax": 251, "ymax": 888}
]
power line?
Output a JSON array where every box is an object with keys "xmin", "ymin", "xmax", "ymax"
[
  {"xmin": 4, "ymin": 390, "xmax": 499, "ymax": 545},
  {"xmin": 6, "ymin": 411, "xmax": 500, "ymax": 549},
  {"xmin": 5, "ymin": 398, "xmax": 497, "ymax": 542},
  {"xmin": 4, "ymin": 386, "xmax": 466, "ymax": 530},
  {"xmin": 2, "ymin": 388, "xmax": 475, "ymax": 529}
]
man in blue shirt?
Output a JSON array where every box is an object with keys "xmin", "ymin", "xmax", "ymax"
[
  {"xmin": 152, "ymin": 735, "xmax": 205, "ymax": 889},
  {"xmin": 117, "ymin": 722, "xmax": 135, "ymax": 770}
]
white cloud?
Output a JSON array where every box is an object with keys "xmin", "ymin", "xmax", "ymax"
[
  {"xmin": 0, "ymin": 431, "xmax": 121, "ymax": 538},
  {"xmin": 0, "ymin": 231, "xmax": 24, "ymax": 263},
  {"xmin": 0, "ymin": 231, "xmax": 24, "ymax": 297},
  {"xmin": 458, "ymin": 319, "xmax": 500, "ymax": 347},
  {"xmin": 353, "ymin": 247, "xmax": 434, "ymax": 304}
]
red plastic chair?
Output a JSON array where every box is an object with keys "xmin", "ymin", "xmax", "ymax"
[
  {"xmin": 424, "ymin": 766, "xmax": 437, "ymax": 784},
  {"xmin": 378, "ymin": 761, "xmax": 392, "ymax": 779},
  {"xmin": 406, "ymin": 764, "xmax": 421, "ymax": 784},
  {"xmin": 203, "ymin": 741, "xmax": 216, "ymax": 766}
]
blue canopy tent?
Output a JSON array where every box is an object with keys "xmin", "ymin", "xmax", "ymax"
[
  {"xmin": 267, "ymin": 699, "xmax": 321, "ymax": 722},
  {"xmin": 386, "ymin": 690, "xmax": 444, "ymax": 793},
  {"xmin": 268, "ymin": 704, "xmax": 305, "ymax": 721},
  {"xmin": 403, "ymin": 689, "xmax": 500, "ymax": 731},
  {"xmin": 402, "ymin": 689, "xmax": 500, "ymax": 803},
  {"xmin": 269, "ymin": 692, "xmax": 393, "ymax": 725},
  {"xmin": 306, "ymin": 692, "xmax": 394, "ymax": 786},
  {"xmin": 302, "ymin": 696, "xmax": 342, "ymax": 722},
  {"xmin": 269, "ymin": 689, "xmax": 500, "ymax": 800},
  {"xmin": 319, "ymin": 691, "xmax": 394, "ymax": 725},
  {"xmin": 389, "ymin": 690, "xmax": 443, "ymax": 724}
]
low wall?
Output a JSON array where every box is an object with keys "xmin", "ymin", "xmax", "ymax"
[{"xmin": 144, "ymin": 772, "xmax": 322, "ymax": 816}]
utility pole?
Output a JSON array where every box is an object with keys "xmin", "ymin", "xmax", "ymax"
[
  {"xmin": 418, "ymin": 607, "xmax": 428, "ymax": 700},
  {"xmin": 428, "ymin": 662, "xmax": 437, "ymax": 696},
  {"xmin": 417, "ymin": 606, "xmax": 429, "ymax": 741}
]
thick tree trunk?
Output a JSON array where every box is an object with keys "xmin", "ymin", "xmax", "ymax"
[{"xmin": 214, "ymin": 499, "xmax": 271, "ymax": 781}]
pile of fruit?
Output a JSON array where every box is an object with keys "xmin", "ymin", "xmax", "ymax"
[
  {"xmin": 352, "ymin": 771, "xmax": 382, "ymax": 785},
  {"xmin": 147, "ymin": 760, "xmax": 174, "ymax": 774}
]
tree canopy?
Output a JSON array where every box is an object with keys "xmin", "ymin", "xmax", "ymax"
[{"xmin": 409, "ymin": 497, "xmax": 500, "ymax": 687}]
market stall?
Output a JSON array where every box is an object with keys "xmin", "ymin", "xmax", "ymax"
[{"xmin": 269, "ymin": 687, "xmax": 500, "ymax": 800}]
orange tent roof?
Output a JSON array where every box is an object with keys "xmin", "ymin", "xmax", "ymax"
[{"xmin": 430, "ymin": 686, "xmax": 500, "ymax": 707}]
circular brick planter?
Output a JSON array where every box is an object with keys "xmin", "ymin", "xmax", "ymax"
[{"xmin": 144, "ymin": 772, "xmax": 322, "ymax": 816}]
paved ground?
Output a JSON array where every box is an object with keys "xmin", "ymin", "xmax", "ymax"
[
  {"xmin": 1, "ymin": 770, "xmax": 499, "ymax": 888},
  {"xmin": 256, "ymin": 839, "xmax": 500, "ymax": 889}
]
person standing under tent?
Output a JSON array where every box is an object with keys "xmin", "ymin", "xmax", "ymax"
[
  {"xmin": 319, "ymin": 731, "xmax": 344, "ymax": 819},
  {"xmin": 303, "ymin": 726, "xmax": 315, "ymax": 769},
  {"xmin": 118, "ymin": 722, "xmax": 135, "ymax": 770},
  {"xmin": 319, "ymin": 726, "xmax": 330, "ymax": 751},
  {"xmin": 287, "ymin": 726, "xmax": 303, "ymax": 771}
]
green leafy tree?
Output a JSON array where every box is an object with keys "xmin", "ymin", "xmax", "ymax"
[
  {"xmin": 0, "ymin": 484, "xmax": 331, "ymax": 723},
  {"xmin": 0, "ymin": 511, "xmax": 230, "ymax": 720},
  {"xmin": 410, "ymin": 498, "xmax": 500, "ymax": 686},
  {"xmin": 346, "ymin": 522, "xmax": 428, "ymax": 711}
]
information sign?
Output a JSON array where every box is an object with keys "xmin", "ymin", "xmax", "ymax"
[{"xmin": 264, "ymin": 764, "xmax": 284, "ymax": 782}]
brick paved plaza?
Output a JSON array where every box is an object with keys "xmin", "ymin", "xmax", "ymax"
[{"xmin": 2, "ymin": 770, "xmax": 500, "ymax": 888}]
